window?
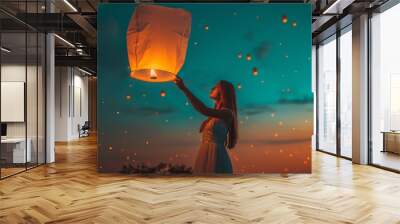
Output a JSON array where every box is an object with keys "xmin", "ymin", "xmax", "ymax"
[
  {"xmin": 370, "ymin": 3, "xmax": 400, "ymax": 171},
  {"xmin": 317, "ymin": 35, "xmax": 337, "ymax": 154},
  {"xmin": 339, "ymin": 27, "xmax": 352, "ymax": 158}
]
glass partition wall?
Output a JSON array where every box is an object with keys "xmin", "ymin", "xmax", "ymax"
[
  {"xmin": 0, "ymin": 2, "xmax": 46, "ymax": 179},
  {"xmin": 316, "ymin": 26, "xmax": 352, "ymax": 159}
]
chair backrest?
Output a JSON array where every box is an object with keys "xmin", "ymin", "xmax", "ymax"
[{"xmin": 82, "ymin": 121, "xmax": 90, "ymax": 129}]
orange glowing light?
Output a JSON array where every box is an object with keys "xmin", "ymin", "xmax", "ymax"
[
  {"xmin": 281, "ymin": 15, "xmax": 288, "ymax": 24},
  {"xmin": 127, "ymin": 5, "xmax": 192, "ymax": 82},
  {"xmin": 252, "ymin": 67, "xmax": 258, "ymax": 76},
  {"xmin": 160, "ymin": 90, "xmax": 166, "ymax": 97},
  {"xmin": 246, "ymin": 53, "xmax": 252, "ymax": 61}
]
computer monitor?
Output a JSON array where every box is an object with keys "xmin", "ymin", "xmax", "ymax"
[{"xmin": 1, "ymin": 123, "xmax": 7, "ymax": 137}]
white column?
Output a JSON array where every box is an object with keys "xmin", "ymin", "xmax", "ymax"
[
  {"xmin": 352, "ymin": 14, "xmax": 369, "ymax": 164},
  {"xmin": 45, "ymin": 1, "xmax": 55, "ymax": 163}
]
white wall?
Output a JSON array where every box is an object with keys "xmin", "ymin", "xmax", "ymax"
[
  {"xmin": 1, "ymin": 64, "xmax": 46, "ymax": 163},
  {"xmin": 55, "ymin": 67, "xmax": 89, "ymax": 141}
]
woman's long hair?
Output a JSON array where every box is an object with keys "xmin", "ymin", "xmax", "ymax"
[{"xmin": 217, "ymin": 80, "xmax": 238, "ymax": 149}]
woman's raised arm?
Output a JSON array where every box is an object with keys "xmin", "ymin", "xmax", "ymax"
[{"xmin": 174, "ymin": 77, "xmax": 232, "ymax": 120}]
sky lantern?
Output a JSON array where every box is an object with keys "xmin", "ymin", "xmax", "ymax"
[
  {"xmin": 126, "ymin": 5, "xmax": 192, "ymax": 82},
  {"xmin": 246, "ymin": 53, "xmax": 252, "ymax": 61},
  {"xmin": 281, "ymin": 15, "xmax": 288, "ymax": 24},
  {"xmin": 160, "ymin": 90, "xmax": 166, "ymax": 97},
  {"xmin": 252, "ymin": 67, "xmax": 258, "ymax": 76}
]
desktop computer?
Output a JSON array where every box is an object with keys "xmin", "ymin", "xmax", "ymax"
[{"xmin": 1, "ymin": 123, "xmax": 7, "ymax": 140}]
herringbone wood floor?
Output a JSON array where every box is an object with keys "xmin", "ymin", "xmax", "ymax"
[{"xmin": 1, "ymin": 135, "xmax": 400, "ymax": 224}]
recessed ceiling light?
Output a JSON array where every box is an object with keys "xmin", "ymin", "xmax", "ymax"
[
  {"xmin": 54, "ymin": 34, "xmax": 75, "ymax": 48},
  {"xmin": 78, "ymin": 67, "xmax": 93, "ymax": 76},
  {"xmin": 1, "ymin": 47, "xmax": 11, "ymax": 53},
  {"xmin": 63, "ymin": 0, "xmax": 78, "ymax": 12}
]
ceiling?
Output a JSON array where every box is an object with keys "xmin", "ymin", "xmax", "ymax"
[{"xmin": 0, "ymin": 0, "xmax": 392, "ymax": 75}]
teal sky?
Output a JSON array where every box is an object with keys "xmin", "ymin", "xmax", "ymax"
[{"xmin": 98, "ymin": 3, "xmax": 312, "ymax": 172}]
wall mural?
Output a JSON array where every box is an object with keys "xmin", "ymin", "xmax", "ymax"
[{"xmin": 98, "ymin": 3, "xmax": 312, "ymax": 174}]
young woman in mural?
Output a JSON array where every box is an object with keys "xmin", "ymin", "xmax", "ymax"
[{"xmin": 174, "ymin": 76, "xmax": 238, "ymax": 174}]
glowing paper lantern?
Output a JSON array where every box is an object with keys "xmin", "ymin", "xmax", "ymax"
[
  {"xmin": 252, "ymin": 67, "xmax": 258, "ymax": 76},
  {"xmin": 246, "ymin": 53, "xmax": 252, "ymax": 61},
  {"xmin": 281, "ymin": 15, "xmax": 288, "ymax": 24},
  {"xmin": 160, "ymin": 90, "xmax": 166, "ymax": 97},
  {"xmin": 127, "ymin": 5, "xmax": 192, "ymax": 82}
]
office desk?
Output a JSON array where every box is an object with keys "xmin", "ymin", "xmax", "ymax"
[
  {"xmin": 381, "ymin": 131, "xmax": 400, "ymax": 154},
  {"xmin": 1, "ymin": 138, "xmax": 31, "ymax": 163}
]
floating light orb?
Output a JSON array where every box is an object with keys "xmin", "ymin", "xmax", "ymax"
[
  {"xmin": 108, "ymin": 146, "xmax": 113, "ymax": 151},
  {"xmin": 237, "ymin": 84, "xmax": 242, "ymax": 89},
  {"xmin": 204, "ymin": 25, "xmax": 209, "ymax": 31},
  {"xmin": 126, "ymin": 95, "xmax": 132, "ymax": 100},
  {"xmin": 246, "ymin": 53, "xmax": 252, "ymax": 61},
  {"xmin": 237, "ymin": 52, "xmax": 243, "ymax": 59},
  {"xmin": 194, "ymin": 41, "xmax": 198, "ymax": 46},
  {"xmin": 160, "ymin": 90, "xmax": 166, "ymax": 97},
  {"xmin": 252, "ymin": 67, "xmax": 259, "ymax": 76},
  {"xmin": 281, "ymin": 15, "xmax": 288, "ymax": 24},
  {"xmin": 145, "ymin": 140, "xmax": 150, "ymax": 145},
  {"xmin": 291, "ymin": 20, "xmax": 297, "ymax": 27}
]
